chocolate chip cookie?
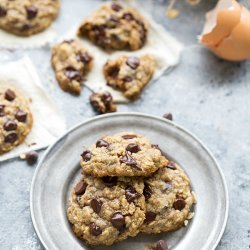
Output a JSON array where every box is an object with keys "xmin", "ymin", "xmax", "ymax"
[
  {"xmin": 140, "ymin": 161, "xmax": 196, "ymax": 234},
  {"xmin": 0, "ymin": 0, "xmax": 60, "ymax": 36},
  {"xmin": 103, "ymin": 55, "xmax": 156, "ymax": 100},
  {"xmin": 67, "ymin": 175, "xmax": 145, "ymax": 246},
  {"xmin": 51, "ymin": 39, "xmax": 93, "ymax": 95},
  {"xmin": 90, "ymin": 91, "xmax": 117, "ymax": 114},
  {"xmin": 0, "ymin": 85, "xmax": 33, "ymax": 154},
  {"xmin": 78, "ymin": 2, "xmax": 148, "ymax": 51},
  {"xmin": 80, "ymin": 132, "xmax": 168, "ymax": 177}
]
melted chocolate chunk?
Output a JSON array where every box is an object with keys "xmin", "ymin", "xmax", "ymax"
[
  {"xmin": 96, "ymin": 139, "xmax": 109, "ymax": 148},
  {"xmin": 76, "ymin": 52, "xmax": 92, "ymax": 63},
  {"xmin": 102, "ymin": 176, "xmax": 117, "ymax": 187},
  {"xmin": 111, "ymin": 212, "xmax": 125, "ymax": 231},
  {"xmin": 126, "ymin": 57, "xmax": 140, "ymax": 70},
  {"xmin": 143, "ymin": 183, "xmax": 152, "ymax": 200},
  {"xmin": 91, "ymin": 198, "xmax": 103, "ymax": 214},
  {"xmin": 156, "ymin": 240, "xmax": 168, "ymax": 250},
  {"xmin": 122, "ymin": 134, "xmax": 137, "ymax": 139},
  {"xmin": 3, "ymin": 120, "xmax": 17, "ymax": 131},
  {"xmin": 144, "ymin": 211, "xmax": 156, "ymax": 223},
  {"xmin": 75, "ymin": 181, "xmax": 87, "ymax": 195},
  {"xmin": 0, "ymin": 105, "xmax": 5, "ymax": 117},
  {"xmin": 111, "ymin": 3, "xmax": 122, "ymax": 12},
  {"xmin": 89, "ymin": 222, "xmax": 102, "ymax": 236},
  {"xmin": 167, "ymin": 161, "xmax": 177, "ymax": 170},
  {"xmin": 0, "ymin": 6, "xmax": 7, "ymax": 17},
  {"xmin": 101, "ymin": 92, "xmax": 112, "ymax": 105},
  {"xmin": 122, "ymin": 13, "xmax": 134, "ymax": 21},
  {"xmin": 107, "ymin": 66, "xmax": 119, "ymax": 78},
  {"xmin": 25, "ymin": 151, "xmax": 38, "ymax": 165},
  {"xmin": 126, "ymin": 143, "xmax": 141, "ymax": 153},
  {"xmin": 4, "ymin": 132, "xmax": 18, "ymax": 143},
  {"xmin": 120, "ymin": 152, "xmax": 141, "ymax": 170},
  {"xmin": 81, "ymin": 150, "xmax": 92, "ymax": 162},
  {"xmin": 173, "ymin": 198, "xmax": 186, "ymax": 211},
  {"xmin": 5, "ymin": 89, "xmax": 16, "ymax": 101},
  {"xmin": 26, "ymin": 6, "xmax": 38, "ymax": 20},
  {"xmin": 64, "ymin": 66, "xmax": 83, "ymax": 81},
  {"xmin": 163, "ymin": 113, "xmax": 173, "ymax": 121},
  {"xmin": 125, "ymin": 186, "xmax": 141, "ymax": 203},
  {"xmin": 15, "ymin": 110, "xmax": 27, "ymax": 123}
]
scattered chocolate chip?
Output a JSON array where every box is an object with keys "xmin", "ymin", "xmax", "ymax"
[
  {"xmin": 173, "ymin": 198, "xmax": 186, "ymax": 211},
  {"xmin": 163, "ymin": 113, "xmax": 173, "ymax": 121},
  {"xmin": 123, "ymin": 76, "xmax": 133, "ymax": 82},
  {"xmin": 126, "ymin": 143, "xmax": 141, "ymax": 153},
  {"xmin": 64, "ymin": 66, "xmax": 83, "ymax": 81},
  {"xmin": 4, "ymin": 132, "xmax": 18, "ymax": 143},
  {"xmin": 76, "ymin": 52, "xmax": 92, "ymax": 63},
  {"xmin": 122, "ymin": 13, "xmax": 134, "ymax": 21},
  {"xmin": 111, "ymin": 212, "xmax": 125, "ymax": 231},
  {"xmin": 81, "ymin": 150, "xmax": 91, "ymax": 162},
  {"xmin": 125, "ymin": 186, "xmax": 140, "ymax": 203},
  {"xmin": 25, "ymin": 151, "xmax": 38, "ymax": 165},
  {"xmin": 93, "ymin": 25, "xmax": 106, "ymax": 44},
  {"xmin": 101, "ymin": 92, "xmax": 112, "ymax": 105},
  {"xmin": 96, "ymin": 139, "xmax": 109, "ymax": 148},
  {"xmin": 15, "ymin": 110, "xmax": 27, "ymax": 123},
  {"xmin": 0, "ymin": 6, "xmax": 7, "ymax": 17},
  {"xmin": 143, "ymin": 183, "xmax": 152, "ymax": 200},
  {"xmin": 5, "ymin": 89, "xmax": 16, "ymax": 101},
  {"xmin": 145, "ymin": 211, "xmax": 156, "ymax": 223},
  {"xmin": 26, "ymin": 6, "xmax": 38, "ymax": 20},
  {"xmin": 111, "ymin": 3, "xmax": 122, "ymax": 12},
  {"xmin": 75, "ymin": 181, "xmax": 87, "ymax": 195},
  {"xmin": 122, "ymin": 134, "xmax": 137, "ymax": 139},
  {"xmin": 126, "ymin": 57, "xmax": 140, "ymax": 70},
  {"xmin": 151, "ymin": 144, "xmax": 163, "ymax": 155},
  {"xmin": 107, "ymin": 66, "xmax": 119, "ymax": 78},
  {"xmin": 0, "ymin": 105, "xmax": 5, "ymax": 116},
  {"xmin": 89, "ymin": 222, "xmax": 102, "ymax": 236},
  {"xmin": 21, "ymin": 23, "xmax": 32, "ymax": 31},
  {"xmin": 3, "ymin": 120, "xmax": 17, "ymax": 131},
  {"xmin": 120, "ymin": 152, "xmax": 141, "ymax": 170},
  {"xmin": 102, "ymin": 176, "xmax": 117, "ymax": 187},
  {"xmin": 167, "ymin": 161, "xmax": 177, "ymax": 170},
  {"xmin": 156, "ymin": 240, "xmax": 168, "ymax": 250},
  {"xmin": 91, "ymin": 198, "xmax": 103, "ymax": 213}
]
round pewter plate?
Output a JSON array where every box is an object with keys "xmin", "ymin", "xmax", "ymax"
[{"xmin": 30, "ymin": 112, "xmax": 228, "ymax": 250}]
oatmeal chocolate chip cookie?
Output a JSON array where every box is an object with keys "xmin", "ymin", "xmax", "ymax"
[
  {"xmin": 51, "ymin": 39, "xmax": 93, "ymax": 95},
  {"xmin": 103, "ymin": 55, "xmax": 156, "ymax": 100},
  {"xmin": 80, "ymin": 132, "xmax": 168, "ymax": 177},
  {"xmin": 90, "ymin": 91, "xmax": 117, "ymax": 114},
  {"xmin": 78, "ymin": 2, "xmax": 148, "ymax": 51},
  {"xmin": 67, "ymin": 175, "xmax": 145, "ymax": 246},
  {"xmin": 140, "ymin": 161, "xmax": 196, "ymax": 234},
  {"xmin": 0, "ymin": 85, "xmax": 33, "ymax": 154},
  {"xmin": 0, "ymin": 0, "xmax": 60, "ymax": 36}
]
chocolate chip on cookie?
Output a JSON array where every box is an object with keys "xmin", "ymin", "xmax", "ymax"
[
  {"xmin": 26, "ymin": 6, "xmax": 38, "ymax": 20},
  {"xmin": 3, "ymin": 120, "xmax": 17, "ymax": 131},
  {"xmin": 0, "ymin": 6, "xmax": 7, "ymax": 17},
  {"xmin": 122, "ymin": 134, "xmax": 137, "ymax": 139},
  {"xmin": 167, "ymin": 161, "xmax": 177, "ymax": 170},
  {"xmin": 145, "ymin": 211, "xmax": 156, "ymax": 223},
  {"xmin": 89, "ymin": 222, "xmax": 102, "ymax": 236},
  {"xmin": 76, "ymin": 52, "xmax": 92, "ymax": 64},
  {"xmin": 96, "ymin": 139, "xmax": 109, "ymax": 148},
  {"xmin": 125, "ymin": 186, "xmax": 141, "ymax": 203},
  {"xmin": 126, "ymin": 57, "xmax": 140, "ymax": 69},
  {"xmin": 81, "ymin": 150, "xmax": 92, "ymax": 162},
  {"xmin": 120, "ymin": 152, "xmax": 141, "ymax": 170},
  {"xmin": 102, "ymin": 176, "xmax": 117, "ymax": 187},
  {"xmin": 111, "ymin": 3, "xmax": 123, "ymax": 12},
  {"xmin": 126, "ymin": 143, "xmax": 141, "ymax": 153},
  {"xmin": 91, "ymin": 198, "xmax": 103, "ymax": 214},
  {"xmin": 4, "ymin": 132, "xmax": 18, "ymax": 143},
  {"xmin": 5, "ymin": 89, "xmax": 16, "ymax": 101},
  {"xmin": 0, "ymin": 105, "xmax": 5, "ymax": 116},
  {"xmin": 75, "ymin": 181, "xmax": 87, "ymax": 195},
  {"xmin": 15, "ymin": 110, "xmax": 27, "ymax": 122},
  {"xmin": 111, "ymin": 212, "xmax": 125, "ymax": 231},
  {"xmin": 143, "ymin": 183, "xmax": 152, "ymax": 200},
  {"xmin": 173, "ymin": 198, "xmax": 186, "ymax": 211},
  {"xmin": 64, "ymin": 66, "xmax": 83, "ymax": 81}
]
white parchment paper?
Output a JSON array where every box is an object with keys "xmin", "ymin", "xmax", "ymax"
[{"xmin": 0, "ymin": 57, "xmax": 66, "ymax": 162}]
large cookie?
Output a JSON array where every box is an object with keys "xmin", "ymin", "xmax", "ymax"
[
  {"xmin": 78, "ymin": 2, "xmax": 148, "ymax": 51},
  {"xmin": 103, "ymin": 55, "xmax": 156, "ymax": 100},
  {"xmin": 0, "ymin": 85, "xmax": 33, "ymax": 154},
  {"xmin": 51, "ymin": 39, "xmax": 93, "ymax": 95},
  {"xmin": 80, "ymin": 132, "xmax": 168, "ymax": 177},
  {"xmin": 0, "ymin": 0, "xmax": 60, "ymax": 36},
  {"xmin": 67, "ymin": 175, "xmax": 145, "ymax": 246},
  {"xmin": 140, "ymin": 161, "xmax": 196, "ymax": 234}
]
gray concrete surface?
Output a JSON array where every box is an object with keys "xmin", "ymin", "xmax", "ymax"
[{"xmin": 0, "ymin": 0, "xmax": 249, "ymax": 249}]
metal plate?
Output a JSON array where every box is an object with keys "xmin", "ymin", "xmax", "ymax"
[{"xmin": 30, "ymin": 112, "xmax": 229, "ymax": 250}]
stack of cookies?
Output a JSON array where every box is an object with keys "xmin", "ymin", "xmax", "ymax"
[{"xmin": 67, "ymin": 132, "xmax": 196, "ymax": 247}]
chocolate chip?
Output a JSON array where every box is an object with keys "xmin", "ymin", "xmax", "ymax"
[
  {"xmin": 102, "ymin": 176, "xmax": 117, "ymax": 187},
  {"xmin": 4, "ymin": 132, "xmax": 18, "ymax": 143},
  {"xmin": 167, "ymin": 161, "xmax": 177, "ymax": 170},
  {"xmin": 122, "ymin": 13, "xmax": 134, "ymax": 21},
  {"xmin": 64, "ymin": 66, "xmax": 83, "ymax": 81},
  {"xmin": 26, "ymin": 6, "xmax": 38, "ymax": 20},
  {"xmin": 81, "ymin": 150, "xmax": 91, "ymax": 162},
  {"xmin": 143, "ymin": 183, "xmax": 152, "ymax": 200},
  {"xmin": 173, "ymin": 198, "xmax": 186, "ymax": 211},
  {"xmin": 3, "ymin": 120, "xmax": 17, "ymax": 131},
  {"xmin": 126, "ymin": 57, "xmax": 140, "ymax": 69},
  {"xmin": 0, "ymin": 105, "xmax": 5, "ymax": 116},
  {"xmin": 125, "ymin": 186, "xmax": 140, "ymax": 203},
  {"xmin": 89, "ymin": 222, "xmax": 102, "ymax": 236},
  {"xmin": 96, "ymin": 139, "xmax": 109, "ymax": 148},
  {"xmin": 101, "ymin": 92, "xmax": 112, "ymax": 105},
  {"xmin": 93, "ymin": 25, "xmax": 106, "ymax": 44},
  {"xmin": 145, "ymin": 211, "xmax": 156, "ymax": 223},
  {"xmin": 15, "ymin": 110, "xmax": 27, "ymax": 123},
  {"xmin": 5, "ymin": 89, "xmax": 16, "ymax": 101},
  {"xmin": 76, "ymin": 52, "xmax": 92, "ymax": 63},
  {"xmin": 25, "ymin": 151, "xmax": 38, "ymax": 165},
  {"xmin": 111, "ymin": 212, "xmax": 125, "ymax": 231},
  {"xmin": 91, "ymin": 198, "xmax": 103, "ymax": 213},
  {"xmin": 107, "ymin": 66, "xmax": 119, "ymax": 78},
  {"xmin": 75, "ymin": 181, "xmax": 87, "ymax": 195},
  {"xmin": 163, "ymin": 113, "xmax": 173, "ymax": 121},
  {"xmin": 21, "ymin": 23, "xmax": 32, "ymax": 31},
  {"xmin": 111, "ymin": 3, "xmax": 122, "ymax": 12},
  {"xmin": 120, "ymin": 152, "xmax": 141, "ymax": 170},
  {"xmin": 156, "ymin": 240, "xmax": 168, "ymax": 250},
  {"xmin": 123, "ymin": 76, "xmax": 133, "ymax": 82},
  {"xmin": 122, "ymin": 134, "xmax": 137, "ymax": 139},
  {"xmin": 126, "ymin": 143, "xmax": 141, "ymax": 153},
  {"xmin": 0, "ymin": 6, "xmax": 7, "ymax": 17}
]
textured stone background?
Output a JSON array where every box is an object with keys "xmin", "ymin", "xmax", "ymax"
[{"xmin": 0, "ymin": 0, "xmax": 250, "ymax": 249}]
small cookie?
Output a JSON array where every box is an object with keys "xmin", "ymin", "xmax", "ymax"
[
  {"xmin": 103, "ymin": 55, "xmax": 156, "ymax": 100},
  {"xmin": 78, "ymin": 2, "xmax": 148, "ymax": 51},
  {"xmin": 80, "ymin": 132, "xmax": 168, "ymax": 177},
  {"xmin": 0, "ymin": 85, "xmax": 33, "ymax": 154},
  {"xmin": 51, "ymin": 39, "xmax": 93, "ymax": 95},
  {"xmin": 67, "ymin": 175, "xmax": 145, "ymax": 246},
  {"xmin": 140, "ymin": 161, "xmax": 196, "ymax": 234},
  {"xmin": 90, "ymin": 91, "xmax": 117, "ymax": 114},
  {"xmin": 0, "ymin": 0, "xmax": 60, "ymax": 36}
]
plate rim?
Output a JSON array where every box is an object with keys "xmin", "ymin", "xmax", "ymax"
[{"xmin": 30, "ymin": 112, "xmax": 229, "ymax": 250}]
